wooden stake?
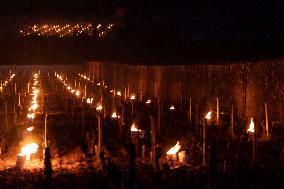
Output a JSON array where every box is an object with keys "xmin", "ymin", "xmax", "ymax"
[
  {"xmin": 216, "ymin": 97, "xmax": 219, "ymax": 125},
  {"xmin": 140, "ymin": 88, "xmax": 143, "ymax": 101},
  {"xmin": 44, "ymin": 112, "xmax": 47, "ymax": 148},
  {"xmin": 157, "ymin": 94, "xmax": 161, "ymax": 136},
  {"xmin": 195, "ymin": 103, "xmax": 199, "ymax": 130},
  {"xmin": 142, "ymin": 144, "xmax": 145, "ymax": 163},
  {"xmin": 265, "ymin": 103, "xmax": 269, "ymax": 136},
  {"xmin": 231, "ymin": 104, "xmax": 234, "ymax": 137},
  {"xmin": 98, "ymin": 112, "xmax": 102, "ymax": 166},
  {"xmin": 72, "ymin": 98, "xmax": 75, "ymax": 119},
  {"xmin": 18, "ymin": 93, "xmax": 21, "ymax": 107},
  {"xmin": 127, "ymin": 84, "xmax": 129, "ymax": 98},
  {"xmin": 13, "ymin": 103, "xmax": 16, "ymax": 124},
  {"xmin": 82, "ymin": 102, "xmax": 85, "ymax": 138},
  {"xmin": 253, "ymin": 131, "xmax": 256, "ymax": 165},
  {"xmin": 121, "ymin": 104, "xmax": 125, "ymax": 126},
  {"xmin": 150, "ymin": 116, "xmax": 156, "ymax": 167},
  {"xmin": 131, "ymin": 100, "xmax": 134, "ymax": 116},
  {"xmin": 5, "ymin": 101, "xmax": 8, "ymax": 128},
  {"xmin": 124, "ymin": 88, "xmax": 126, "ymax": 101},
  {"xmin": 189, "ymin": 97, "xmax": 192, "ymax": 125},
  {"xmin": 202, "ymin": 119, "xmax": 206, "ymax": 167}
]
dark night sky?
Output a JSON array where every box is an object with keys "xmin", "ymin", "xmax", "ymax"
[{"xmin": 0, "ymin": 0, "xmax": 284, "ymax": 64}]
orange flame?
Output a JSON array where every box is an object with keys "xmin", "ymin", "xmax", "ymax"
[
  {"xmin": 205, "ymin": 111, "xmax": 211, "ymax": 119},
  {"xmin": 18, "ymin": 143, "xmax": 38, "ymax": 160},
  {"xmin": 26, "ymin": 126, "xmax": 34, "ymax": 131},
  {"xmin": 247, "ymin": 118, "xmax": 254, "ymax": 133},
  {"xmin": 96, "ymin": 105, "xmax": 103, "ymax": 111},
  {"xmin": 111, "ymin": 112, "xmax": 118, "ymax": 118},
  {"xmin": 86, "ymin": 98, "xmax": 93, "ymax": 104},
  {"xmin": 27, "ymin": 113, "xmax": 35, "ymax": 119},
  {"xmin": 166, "ymin": 141, "xmax": 181, "ymax": 155},
  {"xmin": 130, "ymin": 123, "xmax": 140, "ymax": 132},
  {"xmin": 28, "ymin": 103, "xmax": 38, "ymax": 111}
]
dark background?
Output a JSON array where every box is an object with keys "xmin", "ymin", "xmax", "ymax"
[{"xmin": 0, "ymin": 0, "xmax": 284, "ymax": 64}]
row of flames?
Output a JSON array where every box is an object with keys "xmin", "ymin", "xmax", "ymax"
[
  {"xmin": 57, "ymin": 73, "xmax": 121, "ymax": 119},
  {"xmin": 18, "ymin": 73, "xmax": 40, "ymax": 161},
  {"xmin": 78, "ymin": 73, "xmax": 155, "ymax": 119},
  {"xmin": 0, "ymin": 73, "xmax": 15, "ymax": 92},
  {"xmin": 20, "ymin": 22, "xmax": 115, "ymax": 38},
  {"xmin": 79, "ymin": 73, "xmax": 185, "ymax": 112},
  {"xmin": 56, "ymin": 73, "xmax": 81, "ymax": 97}
]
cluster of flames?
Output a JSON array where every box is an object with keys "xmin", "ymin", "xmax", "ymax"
[
  {"xmin": 0, "ymin": 73, "xmax": 15, "ymax": 92},
  {"xmin": 19, "ymin": 22, "xmax": 115, "ymax": 38}
]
